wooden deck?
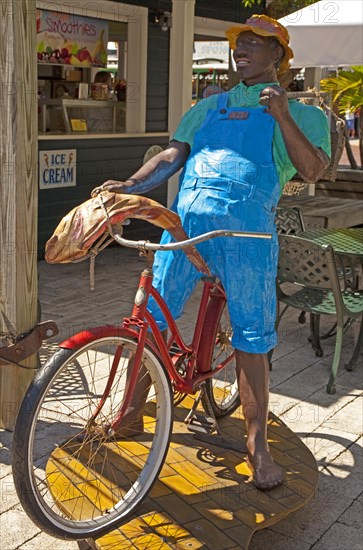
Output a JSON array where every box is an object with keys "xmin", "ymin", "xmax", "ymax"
[
  {"xmin": 48, "ymin": 396, "xmax": 318, "ymax": 550},
  {"xmin": 280, "ymin": 195, "xmax": 363, "ymax": 229}
]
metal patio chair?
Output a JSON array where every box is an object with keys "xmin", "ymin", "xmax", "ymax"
[
  {"xmin": 275, "ymin": 207, "xmax": 360, "ymax": 358},
  {"xmin": 276, "ymin": 234, "xmax": 363, "ymax": 394},
  {"xmin": 275, "ymin": 205, "xmax": 307, "ymax": 322},
  {"xmin": 275, "ymin": 205, "xmax": 305, "ymax": 236},
  {"xmin": 268, "ymin": 206, "xmax": 306, "ymax": 371}
]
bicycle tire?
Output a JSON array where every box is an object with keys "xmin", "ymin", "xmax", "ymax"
[
  {"xmin": 202, "ymin": 304, "xmax": 240, "ymax": 418},
  {"xmin": 12, "ymin": 334, "xmax": 173, "ymax": 540}
]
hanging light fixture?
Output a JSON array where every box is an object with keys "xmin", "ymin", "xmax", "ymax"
[{"xmin": 154, "ymin": 10, "xmax": 172, "ymax": 31}]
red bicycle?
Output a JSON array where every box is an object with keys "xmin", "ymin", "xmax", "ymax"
[{"xmin": 12, "ymin": 209, "xmax": 270, "ymax": 540}]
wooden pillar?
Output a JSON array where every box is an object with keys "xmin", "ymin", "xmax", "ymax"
[
  {"xmin": 126, "ymin": 9, "xmax": 148, "ymax": 133},
  {"xmin": 304, "ymin": 67, "xmax": 323, "ymax": 99},
  {"xmin": 0, "ymin": 0, "xmax": 38, "ymax": 429},
  {"xmin": 167, "ymin": 0, "xmax": 195, "ymax": 206}
]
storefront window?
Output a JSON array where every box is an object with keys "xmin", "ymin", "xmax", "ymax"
[{"xmin": 36, "ymin": 1, "xmax": 147, "ymax": 135}]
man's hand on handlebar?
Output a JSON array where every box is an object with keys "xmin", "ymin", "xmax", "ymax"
[{"xmin": 91, "ymin": 180, "xmax": 133, "ymax": 197}]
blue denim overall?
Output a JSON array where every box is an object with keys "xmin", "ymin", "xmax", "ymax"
[{"xmin": 148, "ymin": 92, "xmax": 281, "ymax": 353}]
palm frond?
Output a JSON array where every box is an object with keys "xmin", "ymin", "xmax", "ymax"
[{"xmin": 321, "ymin": 66, "xmax": 363, "ymax": 112}]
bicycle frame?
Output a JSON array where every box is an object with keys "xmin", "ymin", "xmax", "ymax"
[
  {"xmin": 59, "ymin": 225, "xmax": 270, "ymax": 433},
  {"xmin": 123, "ymin": 266, "xmax": 232, "ymax": 394},
  {"xmin": 60, "ymin": 258, "xmax": 234, "ymax": 432}
]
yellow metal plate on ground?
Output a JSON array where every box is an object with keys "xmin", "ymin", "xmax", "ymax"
[{"xmin": 47, "ymin": 399, "xmax": 318, "ymax": 549}]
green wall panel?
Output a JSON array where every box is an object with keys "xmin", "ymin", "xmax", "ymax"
[{"xmin": 38, "ymin": 137, "xmax": 170, "ymax": 258}]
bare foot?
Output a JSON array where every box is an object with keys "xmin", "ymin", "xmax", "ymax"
[{"xmin": 246, "ymin": 441, "xmax": 284, "ymax": 490}]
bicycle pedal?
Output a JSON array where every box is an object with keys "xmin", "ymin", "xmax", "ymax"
[{"xmin": 185, "ymin": 412, "xmax": 218, "ymax": 435}]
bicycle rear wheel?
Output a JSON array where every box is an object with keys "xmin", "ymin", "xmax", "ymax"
[
  {"xmin": 202, "ymin": 306, "xmax": 240, "ymax": 418},
  {"xmin": 12, "ymin": 335, "xmax": 173, "ymax": 540}
]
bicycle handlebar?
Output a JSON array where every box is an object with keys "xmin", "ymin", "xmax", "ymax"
[{"xmin": 112, "ymin": 228, "xmax": 272, "ymax": 252}]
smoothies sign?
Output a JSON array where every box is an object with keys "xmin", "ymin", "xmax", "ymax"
[{"xmin": 36, "ymin": 9, "xmax": 108, "ymax": 67}]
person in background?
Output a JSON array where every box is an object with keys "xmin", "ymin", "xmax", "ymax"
[
  {"xmin": 345, "ymin": 108, "xmax": 355, "ymax": 139},
  {"xmin": 93, "ymin": 70, "xmax": 114, "ymax": 99},
  {"xmin": 93, "ymin": 14, "xmax": 330, "ymax": 490},
  {"xmin": 94, "ymin": 70, "xmax": 111, "ymax": 83}
]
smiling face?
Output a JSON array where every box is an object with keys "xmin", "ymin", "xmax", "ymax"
[{"xmin": 233, "ymin": 31, "xmax": 283, "ymax": 86}]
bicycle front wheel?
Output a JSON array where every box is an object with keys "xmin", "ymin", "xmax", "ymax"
[
  {"xmin": 203, "ymin": 305, "xmax": 240, "ymax": 418},
  {"xmin": 12, "ymin": 335, "xmax": 173, "ymax": 540}
]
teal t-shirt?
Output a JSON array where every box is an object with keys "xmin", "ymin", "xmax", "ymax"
[{"xmin": 173, "ymin": 82, "xmax": 331, "ymax": 192}]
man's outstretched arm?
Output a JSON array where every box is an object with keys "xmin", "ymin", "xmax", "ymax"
[{"xmin": 92, "ymin": 140, "xmax": 190, "ymax": 196}]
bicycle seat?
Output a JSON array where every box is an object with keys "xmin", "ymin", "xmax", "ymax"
[{"xmin": 45, "ymin": 191, "xmax": 191, "ymax": 264}]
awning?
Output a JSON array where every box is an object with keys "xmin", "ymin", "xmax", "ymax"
[{"xmin": 279, "ymin": 0, "xmax": 363, "ymax": 67}]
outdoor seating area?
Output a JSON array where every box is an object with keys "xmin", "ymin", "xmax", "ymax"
[
  {"xmin": 277, "ymin": 231, "xmax": 363, "ymax": 394},
  {"xmin": 274, "ymin": 206, "xmax": 363, "ymax": 385}
]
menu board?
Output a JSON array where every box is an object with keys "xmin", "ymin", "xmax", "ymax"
[{"xmin": 36, "ymin": 9, "xmax": 108, "ymax": 68}]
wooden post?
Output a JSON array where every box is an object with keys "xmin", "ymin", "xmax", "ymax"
[
  {"xmin": 167, "ymin": 0, "xmax": 195, "ymax": 206},
  {"xmin": 0, "ymin": 0, "xmax": 38, "ymax": 430}
]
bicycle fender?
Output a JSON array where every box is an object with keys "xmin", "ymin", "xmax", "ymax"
[
  {"xmin": 197, "ymin": 289, "xmax": 226, "ymax": 373},
  {"xmin": 59, "ymin": 325, "xmax": 140, "ymax": 350}
]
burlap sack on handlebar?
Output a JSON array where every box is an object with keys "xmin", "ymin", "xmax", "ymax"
[{"xmin": 45, "ymin": 191, "xmax": 210, "ymax": 273}]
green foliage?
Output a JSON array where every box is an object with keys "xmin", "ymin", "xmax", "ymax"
[
  {"xmin": 321, "ymin": 66, "xmax": 363, "ymax": 113},
  {"xmin": 241, "ymin": 0, "xmax": 263, "ymax": 8},
  {"xmin": 241, "ymin": 0, "xmax": 318, "ymax": 19},
  {"xmin": 322, "ymin": 67, "xmax": 363, "ymax": 169}
]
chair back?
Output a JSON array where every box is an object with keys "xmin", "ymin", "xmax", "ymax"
[
  {"xmin": 275, "ymin": 206, "xmax": 305, "ymax": 235},
  {"xmin": 278, "ymin": 235, "xmax": 340, "ymax": 291}
]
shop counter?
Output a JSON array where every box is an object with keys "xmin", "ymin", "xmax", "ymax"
[{"xmin": 39, "ymin": 98, "xmax": 126, "ymax": 134}]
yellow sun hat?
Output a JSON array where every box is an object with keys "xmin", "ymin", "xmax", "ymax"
[{"xmin": 226, "ymin": 14, "xmax": 294, "ymax": 75}]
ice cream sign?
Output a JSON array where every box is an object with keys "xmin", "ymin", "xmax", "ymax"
[
  {"xmin": 39, "ymin": 150, "xmax": 77, "ymax": 190},
  {"xmin": 36, "ymin": 9, "xmax": 108, "ymax": 67}
]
